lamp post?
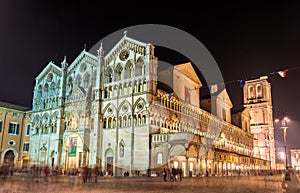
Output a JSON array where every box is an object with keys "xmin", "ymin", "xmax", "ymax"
[{"xmin": 275, "ymin": 117, "xmax": 290, "ymax": 170}]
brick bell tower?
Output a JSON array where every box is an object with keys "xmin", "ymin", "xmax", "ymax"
[{"xmin": 243, "ymin": 76, "xmax": 276, "ymax": 170}]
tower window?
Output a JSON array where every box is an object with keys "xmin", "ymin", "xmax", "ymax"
[
  {"xmin": 248, "ymin": 86, "xmax": 254, "ymax": 99},
  {"xmin": 256, "ymin": 84, "xmax": 262, "ymax": 98}
]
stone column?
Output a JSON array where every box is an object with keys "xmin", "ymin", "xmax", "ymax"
[
  {"xmin": 196, "ymin": 157, "xmax": 199, "ymax": 176},
  {"xmin": 185, "ymin": 156, "xmax": 189, "ymax": 177}
]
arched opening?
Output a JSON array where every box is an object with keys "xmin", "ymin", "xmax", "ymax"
[
  {"xmin": 4, "ymin": 150, "xmax": 15, "ymax": 164},
  {"xmin": 105, "ymin": 148, "xmax": 114, "ymax": 176}
]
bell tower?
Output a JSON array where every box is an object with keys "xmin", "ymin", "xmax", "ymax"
[{"xmin": 243, "ymin": 76, "xmax": 276, "ymax": 169}]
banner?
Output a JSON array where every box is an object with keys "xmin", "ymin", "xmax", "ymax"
[{"xmin": 69, "ymin": 137, "xmax": 77, "ymax": 157}]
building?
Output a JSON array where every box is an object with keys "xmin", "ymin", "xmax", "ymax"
[
  {"xmin": 0, "ymin": 101, "xmax": 31, "ymax": 169},
  {"xmin": 29, "ymin": 34, "xmax": 267, "ymax": 176},
  {"xmin": 290, "ymin": 149, "xmax": 300, "ymax": 171},
  {"xmin": 243, "ymin": 76, "xmax": 276, "ymax": 169}
]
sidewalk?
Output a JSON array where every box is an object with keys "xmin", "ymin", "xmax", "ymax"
[{"xmin": 282, "ymin": 172, "xmax": 300, "ymax": 193}]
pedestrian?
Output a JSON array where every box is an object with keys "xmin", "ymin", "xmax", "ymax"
[
  {"xmin": 163, "ymin": 167, "xmax": 167, "ymax": 181},
  {"xmin": 81, "ymin": 165, "xmax": 88, "ymax": 183},
  {"xmin": 178, "ymin": 167, "xmax": 183, "ymax": 181},
  {"xmin": 92, "ymin": 165, "xmax": 99, "ymax": 183},
  {"xmin": 44, "ymin": 165, "xmax": 50, "ymax": 181},
  {"xmin": 172, "ymin": 167, "xmax": 177, "ymax": 182}
]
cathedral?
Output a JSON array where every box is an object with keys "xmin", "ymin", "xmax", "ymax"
[{"xmin": 28, "ymin": 34, "xmax": 275, "ymax": 177}]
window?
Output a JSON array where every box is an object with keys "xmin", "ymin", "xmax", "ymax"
[
  {"xmin": 0, "ymin": 120, "xmax": 2, "ymax": 132},
  {"xmin": 26, "ymin": 124, "xmax": 31, "ymax": 135},
  {"xmin": 8, "ymin": 122, "xmax": 19, "ymax": 134},
  {"xmin": 157, "ymin": 153, "xmax": 163, "ymax": 164},
  {"xmin": 248, "ymin": 86, "xmax": 254, "ymax": 99},
  {"xmin": 8, "ymin": 140, "xmax": 16, "ymax": 146},
  {"xmin": 256, "ymin": 84, "xmax": 262, "ymax": 98},
  {"xmin": 222, "ymin": 108, "xmax": 226, "ymax": 121},
  {"xmin": 23, "ymin": 143, "xmax": 29, "ymax": 152}
]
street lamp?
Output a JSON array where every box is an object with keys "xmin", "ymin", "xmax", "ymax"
[{"xmin": 275, "ymin": 117, "xmax": 290, "ymax": 170}]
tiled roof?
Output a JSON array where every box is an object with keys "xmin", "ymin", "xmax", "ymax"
[{"xmin": 0, "ymin": 101, "xmax": 31, "ymax": 111}]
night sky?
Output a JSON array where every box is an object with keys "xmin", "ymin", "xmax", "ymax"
[{"xmin": 1, "ymin": 1, "xmax": 300, "ymax": 151}]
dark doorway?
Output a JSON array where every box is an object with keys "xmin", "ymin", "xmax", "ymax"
[
  {"xmin": 106, "ymin": 156, "xmax": 113, "ymax": 175},
  {"xmin": 4, "ymin": 150, "xmax": 15, "ymax": 164}
]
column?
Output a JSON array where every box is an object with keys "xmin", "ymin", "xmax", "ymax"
[
  {"xmin": 185, "ymin": 156, "xmax": 189, "ymax": 177},
  {"xmin": 196, "ymin": 157, "xmax": 199, "ymax": 176}
]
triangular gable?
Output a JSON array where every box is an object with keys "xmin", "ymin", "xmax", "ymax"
[
  {"xmin": 241, "ymin": 107, "xmax": 250, "ymax": 117},
  {"xmin": 214, "ymin": 89, "xmax": 233, "ymax": 108},
  {"xmin": 35, "ymin": 61, "xmax": 61, "ymax": 84},
  {"xmin": 104, "ymin": 35, "xmax": 148, "ymax": 62},
  {"xmin": 68, "ymin": 50, "xmax": 98, "ymax": 73},
  {"xmin": 174, "ymin": 62, "xmax": 202, "ymax": 86}
]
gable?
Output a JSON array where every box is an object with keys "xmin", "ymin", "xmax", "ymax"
[
  {"xmin": 67, "ymin": 50, "xmax": 98, "ymax": 75},
  {"xmin": 104, "ymin": 35, "xmax": 148, "ymax": 65},
  {"xmin": 216, "ymin": 89, "xmax": 233, "ymax": 108},
  {"xmin": 36, "ymin": 61, "xmax": 62, "ymax": 84},
  {"xmin": 174, "ymin": 62, "xmax": 202, "ymax": 86}
]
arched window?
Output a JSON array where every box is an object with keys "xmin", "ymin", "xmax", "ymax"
[
  {"xmin": 135, "ymin": 58, "xmax": 144, "ymax": 76},
  {"xmin": 256, "ymin": 84, "xmax": 262, "ymax": 98},
  {"xmin": 157, "ymin": 153, "xmax": 163, "ymax": 164},
  {"xmin": 83, "ymin": 73, "xmax": 90, "ymax": 88},
  {"xmin": 248, "ymin": 86, "xmax": 254, "ymax": 99},
  {"xmin": 106, "ymin": 67, "xmax": 113, "ymax": 83},
  {"xmin": 75, "ymin": 75, "xmax": 82, "ymax": 86},
  {"xmin": 114, "ymin": 64, "xmax": 123, "ymax": 81},
  {"xmin": 124, "ymin": 61, "xmax": 133, "ymax": 79}
]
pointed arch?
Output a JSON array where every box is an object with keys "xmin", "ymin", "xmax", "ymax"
[
  {"xmin": 103, "ymin": 103, "xmax": 117, "ymax": 116},
  {"xmin": 75, "ymin": 74, "xmax": 82, "ymax": 86},
  {"xmin": 133, "ymin": 97, "xmax": 147, "ymax": 112},
  {"xmin": 114, "ymin": 63, "xmax": 123, "ymax": 81},
  {"xmin": 83, "ymin": 72, "xmax": 91, "ymax": 88},
  {"xmin": 117, "ymin": 100, "xmax": 132, "ymax": 114},
  {"xmin": 135, "ymin": 57, "xmax": 144, "ymax": 76},
  {"xmin": 124, "ymin": 60, "xmax": 134, "ymax": 79},
  {"xmin": 106, "ymin": 66, "xmax": 113, "ymax": 83}
]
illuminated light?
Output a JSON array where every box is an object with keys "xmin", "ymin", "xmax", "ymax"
[{"xmin": 280, "ymin": 152, "xmax": 285, "ymax": 159}]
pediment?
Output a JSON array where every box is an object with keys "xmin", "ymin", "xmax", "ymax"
[
  {"xmin": 67, "ymin": 50, "xmax": 98, "ymax": 75},
  {"xmin": 36, "ymin": 61, "xmax": 62, "ymax": 84},
  {"xmin": 104, "ymin": 35, "xmax": 148, "ymax": 65},
  {"xmin": 174, "ymin": 62, "xmax": 202, "ymax": 86},
  {"xmin": 215, "ymin": 89, "xmax": 233, "ymax": 108}
]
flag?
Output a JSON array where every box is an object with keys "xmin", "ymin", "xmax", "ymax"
[
  {"xmin": 210, "ymin": 84, "xmax": 218, "ymax": 94},
  {"xmin": 185, "ymin": 87, "xmax": 191, "ymax": 103},
  {"xmin": 278, "ymin": 69, "xmax": 288, "ymax": 78},
  {"xmin": 239, "ymin": 80, "xmax": 245, "ymax": 88}
]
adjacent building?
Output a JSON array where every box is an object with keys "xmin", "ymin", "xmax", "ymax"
[{"xmin": 0, "ymin": 101, "xmax": 31, "ymax": 169}]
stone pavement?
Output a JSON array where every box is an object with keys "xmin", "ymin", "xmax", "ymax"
[
  {"xmin": 282, "ymin": 172, "xmax": 300, "ymax": 193},
  {"xmin": 1, "ymin": 173, "xmax": 299, "ymax": 193}
]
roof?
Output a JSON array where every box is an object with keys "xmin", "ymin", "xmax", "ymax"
[
  {"xmin": 174, "ymin": 62, "xmax": 202, "ymax": 86},
  {"xmin": 0, "ymin": 101, "xmax": 31, "ymax": 111},
  {"xmin": 231, "ymin": 107, "xmax": 247, "ymax": 114}
]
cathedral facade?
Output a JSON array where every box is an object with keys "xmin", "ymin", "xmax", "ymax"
[{"xmin": 29, "ymin": 34, "xmax": 271, "ymax": 177}]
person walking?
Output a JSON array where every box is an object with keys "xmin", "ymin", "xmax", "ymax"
[
  {"xmin": 92, "ymin": 165, "xmax": 99, "ymax": 183},
  {"xmin": 178, "ymin": 167, "xmax": 183, "ymax": 181},
  {"xmin": 172, "ymin": 167, "xmax": 177, "ymax": 182}
]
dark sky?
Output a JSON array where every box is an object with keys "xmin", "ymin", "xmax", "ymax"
[{"xmin": 1, "ymin": 1, "xmax": 300, "ymax": 151}]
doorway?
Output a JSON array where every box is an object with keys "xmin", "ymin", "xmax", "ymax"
[{"xmin": 106, "ymin": 157, "xmax": 113, "ymax": 175}]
